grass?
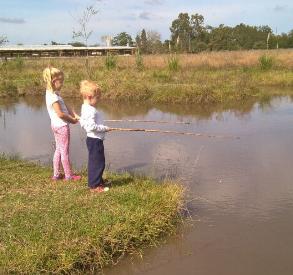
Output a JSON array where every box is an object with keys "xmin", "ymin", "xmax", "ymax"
[
  {"xmin": 0, "ymin": 156, "xmax": 185, "ymax": 274},
  {"xmin": 1, "ymin": 50, "xmax": 293, "ymax": 103}
]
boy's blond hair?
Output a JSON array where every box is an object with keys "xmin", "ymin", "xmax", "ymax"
[
  {"xmin": 43, "ymin": 66, "xmax": 63, "ymax": 91},
  {"xmin": 80, "ymin": 80, "xmax": 101, "ymax": 98}
]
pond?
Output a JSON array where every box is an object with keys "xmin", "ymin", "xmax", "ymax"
[{"xmin": 1, "ymin": 95, "xmax": 293, "ymax": 275}]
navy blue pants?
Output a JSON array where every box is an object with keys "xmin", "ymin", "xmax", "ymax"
[{"xmin": 86, "ymin": 137, "xmax": 105, "ymax": 189}]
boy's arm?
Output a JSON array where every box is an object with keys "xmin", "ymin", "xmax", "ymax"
[{"xmin": 80, "ymin": 110, "xmax": 109, "ymax": 132}]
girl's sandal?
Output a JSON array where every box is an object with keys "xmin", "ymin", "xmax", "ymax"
[
  {"xmin": 51, "ymin": 174, "xmax": 64, "ymax": 181},
  {"xmin": 65, "ymin": 175, "xmax": 82, "ymax": 181}
]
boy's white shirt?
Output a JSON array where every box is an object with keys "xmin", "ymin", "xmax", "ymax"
[
  {"xmin": 80, "ymin": 103, "xmax": 109, "ymax": 140},
  {"xmin": 46, "ymin": 90, "xmax": 69, "ymax": 127}
]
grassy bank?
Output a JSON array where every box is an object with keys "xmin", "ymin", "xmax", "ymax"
[
  {"xmin": 1, "ymin": 50, "xmax": 293, "ymax": 103},
  {"xmin": 0, "ymin": 156, "xmax": 184, "ymax": 273}
]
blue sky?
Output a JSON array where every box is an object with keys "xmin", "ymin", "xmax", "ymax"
[{"xmin": 1, "ymin": 0, "xmax": 293, "ymax": 45}]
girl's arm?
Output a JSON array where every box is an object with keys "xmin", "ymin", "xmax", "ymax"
[
  {"xmin": 64, "ymin": 103, "xmax": 75, "ymax": 117},
  {"xmin": 52, "ymin": 102, "xmax": 78, "ymax": 124}
]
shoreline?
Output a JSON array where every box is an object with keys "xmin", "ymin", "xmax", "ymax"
[{"xmin": 0, "ymin": 156, "xmax": 185, "ymax": 273}]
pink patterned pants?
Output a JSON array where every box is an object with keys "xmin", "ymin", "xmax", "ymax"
[{"xmin": 51, "ymin": 125, "xmax": 72, "ymax": 178}]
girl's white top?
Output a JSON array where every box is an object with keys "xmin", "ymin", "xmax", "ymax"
[
  {"xmin": 80, "ymin": 103, "xmax": 109, "ymax": 140},
  {"xmin": 45, "ymin": 90, "xmax": 69, "ymax": 128}
]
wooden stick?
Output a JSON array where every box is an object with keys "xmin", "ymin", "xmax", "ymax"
[
  {"xmin": 110, "ymin": 127, "xmax": 240, "ymax": 139},
  {"xmin": 105, "ymin": 119, "xmax": 191, "ymax": 125}
]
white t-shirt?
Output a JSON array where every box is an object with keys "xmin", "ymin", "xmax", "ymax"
[
  {"xmin": 79, "ymin": 103, "xmax": 109, "ymax": 140},
  {"xmin": 45, "ymin": 90, "xmax": 69, "ymax": 128}
]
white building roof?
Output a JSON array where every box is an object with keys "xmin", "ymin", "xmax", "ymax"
[{"xmin": 0, "ymin": 45, "xmax": 135, "ymax": 51}]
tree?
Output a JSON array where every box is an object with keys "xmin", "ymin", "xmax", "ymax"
[
  {"xmin": 146, "ymin": 30, "xmax": 163, "ymax": 54},
  {"xmin": 190, "ymin": 13, "xmax": 205, "ymax": 41},
  {"xmin": 112, "ymin": 32, "xmax": 133, "ymax": 46},
  {"xmin": 0, "ymin": 35, "xmax": 8, "ymax": 46},
  {"xmin": 68, "ymin": 42, "xmax": 86, "ymax": 47},
  {"xmin": 208, "ymin": 24, "xmax": 239, "ymax": 51},
  {"xmin": 170, "ymin": 13, "xmax": 192, "ymax": 52},
  {"xmin": 72, "ymin": 5, "xmax": 98, "ymax": 46},
  {"xmin": 168, "ymin": 13, "xmax": 293, "ymax": 52},
  {"xmin": 288, "ymin": 30, "xmax": 293, "ymax": 48},
  {"xmin": 72, "ymin": 4, "xmax": 99, "ymax": 78},
  {"xmin": 140, "ymin": 29, "xmax": 148, "ymax": 54},
  {"xmin": 51, "ymin": 41, "xmax": 65, "ymax": 45},
  {"xmin": 135, "ymin": 34, "xmax": 141, "ymax": 48}
]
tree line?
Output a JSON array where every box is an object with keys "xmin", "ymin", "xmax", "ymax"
[
  {"xmin": 1, "ymin": 12, "xmax": 293, "ymax": 53},
  {"xmin": 113, "ymin": 12, "xmax": 293, "ymax": 53}
]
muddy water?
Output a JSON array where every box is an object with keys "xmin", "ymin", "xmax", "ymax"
[{"xmin": 1, "ymin": 96, "xmax": 293, "ymax": 275}]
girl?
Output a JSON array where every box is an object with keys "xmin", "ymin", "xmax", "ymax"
[{"xmin": 43, "ymin": 66, "xmax": 81, "ymax": 181}]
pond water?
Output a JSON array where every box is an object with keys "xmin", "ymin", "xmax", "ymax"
[{"xmin": 1, "ymin": 96, "xmax": 293, "ymax": 275}]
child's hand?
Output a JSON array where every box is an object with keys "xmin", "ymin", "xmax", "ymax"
[
  {"xmin": 106, "ymin": 127, "xmax": 113, "ymax": 132},
  {"xmin": 73, "ymin": 112, "xmax": 80, "ymax": 120},
  {"xmin": 72, "ymin": 117, "xmax": 79, "ymax": 124}
]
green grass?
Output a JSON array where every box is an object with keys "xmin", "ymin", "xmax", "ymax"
[
  {"xmin": 0, "ymin": 156, "xmax": 184, "ymax": 274},
  {"xmin": 1, "ymin": 54, "xmax": 293, "ymax": 103}
]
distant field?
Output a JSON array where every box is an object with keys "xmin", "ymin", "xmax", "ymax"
[{"xmin": 1, "ymin": 50, "xmax": 293, "ymax": 103}]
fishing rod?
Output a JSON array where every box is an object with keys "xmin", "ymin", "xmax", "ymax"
[
  {"xmin": 109, "ymin": 127, "xmax": 240, "ymax": 139},
  {"xmin": 105, "ymin": 119, "xmax": 191, "ymax": 125}
]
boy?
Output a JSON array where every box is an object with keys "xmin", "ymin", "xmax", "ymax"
[{"xmin": 78, "ymin": 80, "xmax": 111, "ymax": 193}]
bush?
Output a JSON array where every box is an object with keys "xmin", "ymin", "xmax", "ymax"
[
  {"xmin": 14, "ymin": 56, "xmax": 24, "ymax": 71},
  {"xmin": 0, "ymin": 81, "xmax": 18, "ymax": 97},
  {"xmin": 135, "ymin": 49, "xmax": 144, "ymax": 71},
  {"xmin": 167, "ymin": 54, "xmax": 180, "ymax": 72},
  {"xmin": 1, "ymin": 56, "xmax": 24, "ymax": 72},
  {"xmin": 259, "ymin": 54, "xmax": 274, "ymax": 70},
  {"xmin": 105, "ymin": 53, "xmax": 117, "ymax": 70},
  {"xmin": 193, "ymin": 42, "xmax": 208, "ymax": 53},
  {"xmin": 253, "ymin": 41, "xmax": 267, "ymax": 50}
]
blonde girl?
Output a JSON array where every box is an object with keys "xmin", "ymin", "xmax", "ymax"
[{"xmin": 43, "ymin": 66, "xmax": 81, "ymax": 181}]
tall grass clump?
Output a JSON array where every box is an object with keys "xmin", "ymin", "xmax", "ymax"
[
  {"xmin": 0, "ymin": 156, "xmax": 185, "ymax": 274},
  {"xmin": 135, "ymin": 49, "xmax": 144, "ymax": 71},
  {"xmin": 105, "ymin": 53, "xmax": 117, "ymax": 70},
  {"xmin": 167, "ymin": 54, "xmax": 180, "ymax": 72},
  {"xmin": 14, "ymin": 56, "xmax": 24, "ymax": 71},
  {"xmin": 0, "ymin": 81, "xmax": 18, "ymax": 97},
  {"xmin": 259, "ymin": 54, "xmax": 274, "ymax": 70},
  {"xmin": 0, "ymin": 56, "xmax": 24, "ymax": 72}
]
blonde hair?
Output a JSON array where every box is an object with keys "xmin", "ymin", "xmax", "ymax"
[
  {"xmin": 80, "ymin": 80, "xmax": 101, "ymax": 98},
  {"xmin": 43, "ymin": 66, "xmax": 63, "ymax": 91}
]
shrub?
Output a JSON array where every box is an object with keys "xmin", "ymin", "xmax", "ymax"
[
  {"xmin": 0, "ymin": 81, "xmax": 18, "ymax": 97},
  {"xmin": 259, "ymin": 54, "xmax": 274, "ymax": 70},
  {"xmin": 135, "ymin": 49, "xmax": 144, "ymax": 71},
  {"xmin": 167, "ymin": 54, "xmax": 180, "ymax": 72},
  {"xmin": 105, "ymin": 53, "xmax": 117, "ymax": 70},
  {"xmin": 1, "ymin": 56, "xmax": 24, "ymax": 72},
  {"xmin": 14, "ymin": 56, "xmax": 24, "ymax": 71}
]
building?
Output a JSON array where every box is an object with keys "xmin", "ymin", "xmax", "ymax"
[{"xmin": 0, "ymin": 45, "xmax": 136, "ymax": 58}]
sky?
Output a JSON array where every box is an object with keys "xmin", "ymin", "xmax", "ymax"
[{"xmin": 0, "ymin": 0, "xmax": 293, "ymax": 45}]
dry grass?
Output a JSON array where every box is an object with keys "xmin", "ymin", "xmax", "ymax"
[
  {"xmin": 8, "ymin": 49, "xmax": 293, "ymax": 70},
  {"xmin": 116, "ymin": 50, "xmax": 293, "ymax": 69},
  {"xmin": 1, "ymin": 50, "xmax": 293, "ymax": 103}
]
